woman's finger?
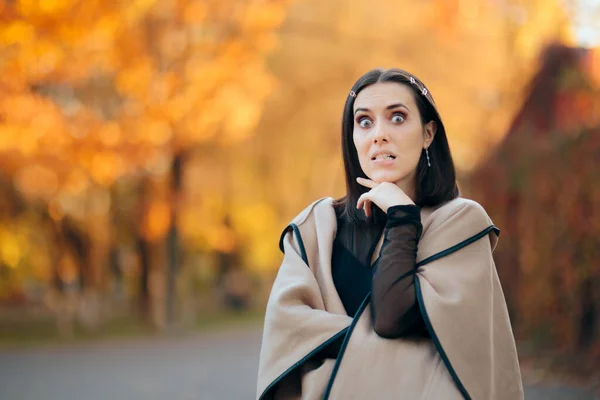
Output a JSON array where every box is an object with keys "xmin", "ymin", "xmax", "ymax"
[
  {"xmin": 357, "ymin": 194, "xmax": 372, "ymax": 217},
  {"xmin": 357, "ymin": 193, "xmax": 365, "ymax": 210},
  {"xmin": 356, "ymin": 177, "xmax": 377, "ymax": 189},
  {"xmin": 357, "ymin": 193, "xmax": 370, "ymax": 210},
  {"xmin": 364, "ymin": 199, "xmax": 372, "ymax": 218}
]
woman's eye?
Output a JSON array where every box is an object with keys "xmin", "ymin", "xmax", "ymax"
[
  {"xmin": 391, "ymin": 114, "xmax": 405, "ymax": 124},
  {"xmin": 358, "ymin": 118, "xmax": 372, "ymax": 128}
]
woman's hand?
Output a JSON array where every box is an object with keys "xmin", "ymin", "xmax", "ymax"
[{"xmin": 356, "ymin": 177, "xmax": 415, "ymax": 218}]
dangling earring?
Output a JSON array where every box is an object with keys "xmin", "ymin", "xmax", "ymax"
[{"xmin": 425, "ymin": 148, "xmax": 431, "ymax": 167}]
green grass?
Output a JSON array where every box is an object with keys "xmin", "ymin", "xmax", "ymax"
[
  {"xmin": 194, "ymin": 308, "xmax": 265, "ymax": 330},
  {"xmin": 0, "ymin": 309, "xmax": 265, "ymax": 349}
]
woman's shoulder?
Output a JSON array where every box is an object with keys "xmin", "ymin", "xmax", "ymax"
[
  {"xmin": 438, "ymin": 196, "xmax": 487, "ymax": 213},
  {"xmin": 278, "ymin": 197, "xmax": 337, "ymax": 253},
  {"xmin": 425, "ymin": 197, "xmax": 492, "ymax": 227},
  {"xmin": 288, "ymin": 197, "xmax": 335, "ymax": 227}
]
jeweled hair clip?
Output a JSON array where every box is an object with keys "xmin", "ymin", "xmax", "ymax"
[
  {"xmin": 349, "ymin": 77, "xmax": 427, "ymax": 99},
  {"xmin": 409, "ymin": 76, "xmax": 428, "ymax": 96}
]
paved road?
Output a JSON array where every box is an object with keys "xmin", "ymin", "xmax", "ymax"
[{"xmin": 0, "ymin": 326, "xmax": 596, "ymax": 400}]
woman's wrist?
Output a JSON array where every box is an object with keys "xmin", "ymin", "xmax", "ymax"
[
  {"xmin": 387, "ymin": 204, "xmax": 420, "ymax": 215},
  {"xmin": 386, "ymin": 205, "xmax": 422, "ymax": 233}
]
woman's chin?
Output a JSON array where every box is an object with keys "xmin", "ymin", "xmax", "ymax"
[{"xmin": 370, "ymin": 171, "xmax": 403, "ymax": 184}]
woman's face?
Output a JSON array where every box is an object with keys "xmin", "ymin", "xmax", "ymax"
[{"xmin": 353, "ymin": 82, "xmax": 436, "ymax": 189}]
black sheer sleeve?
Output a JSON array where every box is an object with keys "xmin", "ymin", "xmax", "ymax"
[{"xmin": 370, "ymin": 205, "xmax": 428, "ymax": 339}]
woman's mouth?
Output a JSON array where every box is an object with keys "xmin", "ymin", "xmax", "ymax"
[{"xmin": 371, "ymin": 153, "xmax": 396, "ymax": 165}]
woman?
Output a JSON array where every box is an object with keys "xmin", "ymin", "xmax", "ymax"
[{"xmin": 256, "ymin": 68, "xmax": 523, "ymax": 400}]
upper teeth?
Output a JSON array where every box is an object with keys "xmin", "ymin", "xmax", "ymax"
[{"xmin": 374, "ymin": 154, "xmax": 394, "ymax": 160}]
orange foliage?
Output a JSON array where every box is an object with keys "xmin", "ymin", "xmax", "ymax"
[
  {"xmin": 0, "ymin": 0, "xmax": 291, "ymax": 300},
  {"xmin": 0, "ymin": 0, "xmax": 290, "ymax": 214}
]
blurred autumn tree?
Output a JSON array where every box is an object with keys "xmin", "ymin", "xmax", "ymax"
[
  {"xmin": 467, "ymin": 45, "xmax": 600, "ymax": 359},
  {"xmin": 0, "ymin": 0, "xmax": 290, "ymax": 330}
]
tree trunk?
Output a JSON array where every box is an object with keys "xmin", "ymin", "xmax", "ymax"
[
  {"xmin": 578, "ymin": 277, "xmax": 597, "ymax": 349},
  {"xmin": 137, "ymin": 236, "xmax": 151, "ymax": 322},
  {"xmin": 165, "ymin": 151, "xmax": 185, "ymax": 328},
  {"xmin": 135, "ymin": 177, "xmax": 153, "ymax": 324}
]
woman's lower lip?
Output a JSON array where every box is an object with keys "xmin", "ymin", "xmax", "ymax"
[{"xmin": 371, "ymin": 158, "xmax": 396, "ymax": 165}]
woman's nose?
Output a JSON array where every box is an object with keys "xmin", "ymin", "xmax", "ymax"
[{"xmin": 372, "ymin": 124, "xmax": 388, "ymax": 143}]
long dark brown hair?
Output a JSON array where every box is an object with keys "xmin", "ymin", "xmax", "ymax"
[{"xmin": 334, "ymin": 68, "xmax": 459, "ymax": 223}]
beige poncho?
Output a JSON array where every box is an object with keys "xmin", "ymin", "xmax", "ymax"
[{"xmin": 257, "ymin": 197, "xmax": 523, "ymax": 399}]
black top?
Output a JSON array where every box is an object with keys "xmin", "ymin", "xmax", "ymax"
[{"xmin": 317, "ymin": 204, "xmax": 428, "ymax": 360}]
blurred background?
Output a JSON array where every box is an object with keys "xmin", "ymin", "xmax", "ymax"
[{"xmin": 0, "ymin": 0, "xmax": 599, "ymax": 399}]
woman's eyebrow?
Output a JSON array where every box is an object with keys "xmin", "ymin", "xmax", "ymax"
[
  {"xmin": 354, "ymin": 103, "xmax": 409, "ymax": 115},
  {"xmin": 386, "ymin": 103, "xmax": 409, "ymax": 111}
]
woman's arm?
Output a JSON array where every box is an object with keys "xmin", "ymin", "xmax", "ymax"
[{"xmin": 370, "ymin": 205, "xmax": 428, "ymax": 338}]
